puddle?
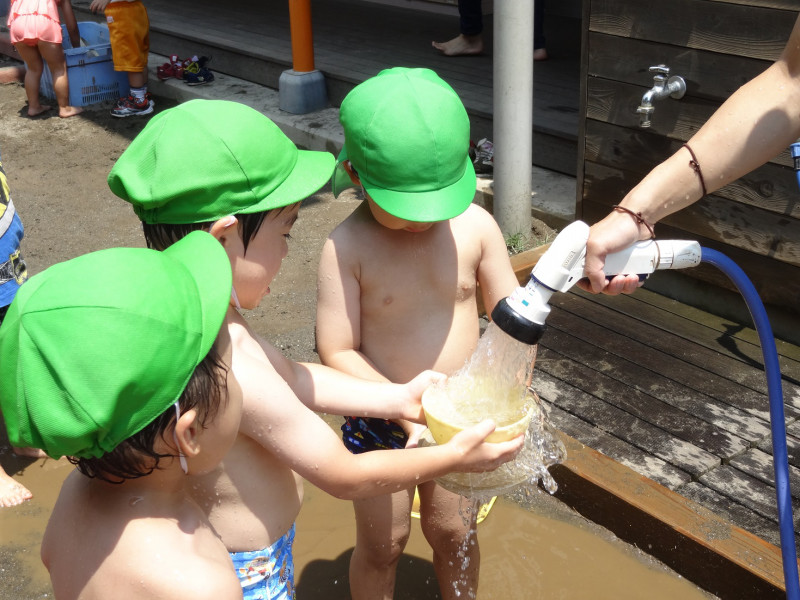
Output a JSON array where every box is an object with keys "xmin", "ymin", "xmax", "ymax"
[
  {"xmin": 294, "ymin": 483, "xmax": 718, "ymax": 599},
  {"xmin": 1, "ymin": 444, "xmax": 717, "ymax": 600}
]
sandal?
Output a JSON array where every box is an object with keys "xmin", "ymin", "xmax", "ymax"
[{"xmin": 156, "ymin": 54, "xmax": 186, "ymax": 81}]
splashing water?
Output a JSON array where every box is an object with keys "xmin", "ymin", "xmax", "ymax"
[{"xmin": 423, "ymin": 322, "xmax": 567, "ymax": 498}]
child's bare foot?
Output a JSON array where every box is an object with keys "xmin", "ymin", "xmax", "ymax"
[
  {"xmin": 59, "ymin": 105, "xmax": 83, "ymax": 118},
  {"xmin": 0, "ymin": 470, "xmax": 32, "ymax": 507},
  {"xmin": 534, "ymin": 47, "xmax": 548, "ymax": 61},
  {"xmin": 13, "ymin": 446, "xmax": 48, "ymax": 459},
  {"xmin": 27, "ymin": 104, "xmax": 53, "ymax": 118},
  {"xmin": 432, "ymin": 34, "xmax": 484, "ymax": 56}
]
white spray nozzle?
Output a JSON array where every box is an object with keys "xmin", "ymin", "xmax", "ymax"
[{"xmin": 497, "ymin": 221, "xmax": 702, "ymax": 334}]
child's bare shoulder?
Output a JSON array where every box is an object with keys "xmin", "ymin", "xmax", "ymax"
[
  {"xmin": 327, "ymin": 202, "xmax": 374, "ymax": 241},
  {"xmin": 454, "ymin": 203, "xmax": 500, "ymax": 232}
]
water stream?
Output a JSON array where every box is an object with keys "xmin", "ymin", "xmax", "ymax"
[{"xmin": 423, "ymin": 322, "xmax": 566, "ymax": 499}]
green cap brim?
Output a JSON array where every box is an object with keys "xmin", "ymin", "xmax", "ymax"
[
  {"xmin": 362, "ymin": 155, "xmax": 476, "ymax": 222},
  {"xmin": 332, "ymin": 146, "xmax": 355, "ymax": 198},
  {"xmin": 243, "ymin": 149, "xmax": 336, "ymax": 214}
]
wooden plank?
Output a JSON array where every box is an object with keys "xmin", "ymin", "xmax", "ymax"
[
  {"xmin": 588, "ymin": 0, "xmax": 795, "ymax": 61},
  {"xmin": 583, "ymin": 119, "xmax": 795, "ymax": 194},
  {"xmin": 586, "ymin": 77, "xmax": 722, "ymax": 145},
  {"xmin": 550, "ymin": 292, "xmax": 791, "ymax": 409},
  {"xmin": 757, "ymin": 431, "xmax": 800, "ymax": 471},
  {"xmin": 699, "ymin": 464, "xmax": 800, "ymax": 528},
  {"xmin": 570, "ymin": 289, "xmax": 800, "ymax": 390},
  {"xmin": 545, "ymin": 404, "xmax": 692, "ymax": 488},
  {"xmin": 534, "ymin": 361, "xmax": 721, "ymax": 476},
  {"xmin": 552, "ymin": 433, "xmax": 791, "ymax": 598},
  {"xmin": 587, "ymin": 31, "xmax": 771, "ymax": 102},
  {"xmin": 544, "ymin": 307, "xmax": 773, "ymax": 443},
  {"xmin": 679, "ymin": 481, "xmax": 796, "ymax": 554},
  {"xmin": 617, "ymin": 285, "xmax": 800, "ymax": 363},
  {"xmin": 539, "ymin": 323, "xmax": 755, "ymax": 457},
  {"xmin": 730, "ymin": 448, "xmax": 800, "ymax": 497}
]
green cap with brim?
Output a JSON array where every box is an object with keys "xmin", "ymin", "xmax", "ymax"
[
  {"xmin": 332, "ymin": 67, "xmax": 476, "ymax": 222},
  {"xmin": 0, "ymin": 230, "xmax": 232, "ymax": 459},
  {"xmin": 108, "ymin": 99, "xmax": 335, "ymax": 224}
]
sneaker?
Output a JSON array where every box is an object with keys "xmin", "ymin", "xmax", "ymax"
[
  {"xmin": 111, "ymin": 94, "xmax": 154, "ymax": 118},
  {"xmin": 182, "ymin": 55, "xmax": 214, "ymax": 85},
  {"xmin": 184, "ymin": 67, "xmax": 214, "ymax": 86}
]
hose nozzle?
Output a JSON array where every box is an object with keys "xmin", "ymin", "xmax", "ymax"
[{"xmin": 491, "ymin": 221, "xmax": 701, "ymax": 345}]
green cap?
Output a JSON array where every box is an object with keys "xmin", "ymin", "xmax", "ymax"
[
  {"xmin": 0, "ymin": 231, "xmax": 232, "ymax": 459},
  {"xmin": 332, "ymin": 67, "xmax": 476, "ymax": 222},
  {"xmin": 108, "ymin": 99, "xmax": 335, "ymax": 224}
]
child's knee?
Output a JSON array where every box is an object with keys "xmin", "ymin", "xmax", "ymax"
[
  {"xmin": 420, "ymin": 511, "xmax": 474, "ymax": 551},
  {"xmin": 358, "ymin": 524, "xmax": 410, "ymax": 566}
]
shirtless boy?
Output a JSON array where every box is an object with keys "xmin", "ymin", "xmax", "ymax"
[
  {"xmin": 0, "ymin": 232, "xmax": 242, "ymax": 600},
  {"xmin": 108, "ymin": 99, "xmax": 524, "ymax": 599},
  {"xmin": 315, "ymin": 67, "xmax": 520, "ymax": 599}
]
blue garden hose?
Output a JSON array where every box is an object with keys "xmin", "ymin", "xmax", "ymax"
[{"xmin": 699, "ymin": 247, "xmax": 799, "ymax": 598}]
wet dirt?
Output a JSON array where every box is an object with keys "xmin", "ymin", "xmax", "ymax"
[{"xmin": 0, "ymin": 66, "xmax": 716, "ymax": 599}]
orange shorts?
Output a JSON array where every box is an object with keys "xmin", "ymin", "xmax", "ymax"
[
  {"xmin": 7, "ymin": 0, "xmax": 62, "ymax": 46},
  {"xmin": 105, "ymin": 0, "xmax": 149, "ymax": 73}
]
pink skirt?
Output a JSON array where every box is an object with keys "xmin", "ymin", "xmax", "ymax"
[{"xmin": 7, "ymin": 0, "xmax": 62, "ymax": 46}]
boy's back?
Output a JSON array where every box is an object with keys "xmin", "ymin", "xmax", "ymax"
[{"xmin": 43, "ymin": 470, "xmax": 238, "ymax": 600}]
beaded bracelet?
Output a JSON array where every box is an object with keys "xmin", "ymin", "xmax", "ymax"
[
  {"xmin": 683, "ymin": 143, "xmax": 708, "ymax": 198},
  {"xmin": 611, "ymin": 205, "xmax": 656, "ymax": 239}
]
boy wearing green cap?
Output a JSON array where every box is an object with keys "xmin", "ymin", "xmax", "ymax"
[
  {"xmin": 108, "ymin": 99, "xmax": 523, "ymax": 600},
  {"xmin": 316, "ymin": 67, "xmax": 520, "ymax": 599},
  {"xmin": 0, "ymin": 231, "xmax": 244, "ymax": 599}
]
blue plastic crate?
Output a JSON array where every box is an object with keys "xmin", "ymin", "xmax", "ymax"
[{"xmin": 40, "ymin": 21, "xmax": 130, "ymax": 107}]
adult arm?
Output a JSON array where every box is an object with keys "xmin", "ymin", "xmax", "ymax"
[{"xmin": 582, "ymin": 13, "xmax": 800, "ymax": 294}]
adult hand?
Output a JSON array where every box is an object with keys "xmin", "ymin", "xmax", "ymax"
[{"xmin": 577, "ymin": 209, "xmax": 649, "ymax": 295}]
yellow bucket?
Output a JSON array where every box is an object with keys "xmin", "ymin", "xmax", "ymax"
[
  {"xmin": 422, "ymin": 385, "xmax": 533, "ymax": 445},
  {"xmin": 411, "ymin": 487, "xmax": 496, "ymax": 524}
]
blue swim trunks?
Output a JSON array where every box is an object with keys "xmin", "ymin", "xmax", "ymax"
[
  {"xmin": 341, "ymin": 417, "xmax": 408, "ymax": 454},
  {"xmin": 230, "ymin": 523, "xmax": 296, "ymax": 600}
]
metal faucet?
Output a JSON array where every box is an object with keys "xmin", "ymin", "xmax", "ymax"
[{"xmin": 637, "ymin": 65, "xmax": 686, "ymax": 128}]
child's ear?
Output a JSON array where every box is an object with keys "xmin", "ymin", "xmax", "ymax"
[
  {"xmin": 174, "ymin": 408, "xmax": 202, "ymax": 460},
  {"xmin": 209, "ymin": 215, "xmax": 238, "ymax": 246},
  {"xmin": 343, "ymin": 160, "xmax": 361, "ymax": 186}
]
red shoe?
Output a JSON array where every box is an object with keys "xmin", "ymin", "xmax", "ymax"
[{"xmin": 156, "ymin": 55, "xmax": 186, "ymax": 81}]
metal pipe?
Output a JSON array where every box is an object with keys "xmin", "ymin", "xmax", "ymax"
[{"xmin": 492, "ymin": 0, "xmax": 534, "ymax": 239}]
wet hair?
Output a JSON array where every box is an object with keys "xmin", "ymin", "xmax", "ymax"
[
  {"xmin": 70, "ymin": 341, "xmax": 228, "ymax": 483},
  {"xmin": 141, "ymin": 211, "xmax": 270, "ymax": 252}
]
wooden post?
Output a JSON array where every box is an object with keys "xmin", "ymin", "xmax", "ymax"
[{"xmin": 288, "ymin": 0, "xmax": 315, "ymax": 73}]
